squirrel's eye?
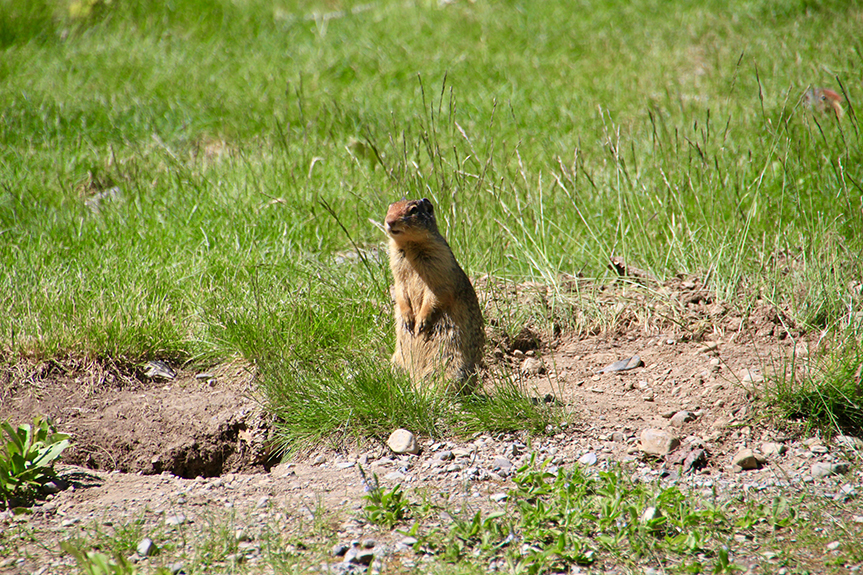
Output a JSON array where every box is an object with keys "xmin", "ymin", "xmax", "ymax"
[{"xmin": 408, "ymin": 206, "xmax": 418, "ymax": 215}]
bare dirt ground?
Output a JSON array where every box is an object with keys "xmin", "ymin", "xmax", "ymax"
[{"xmin": 1, "ymin": 278, "xmax": 858, "ymax": 574}]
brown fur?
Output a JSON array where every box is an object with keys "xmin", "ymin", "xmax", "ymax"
[{"xmin": 385, "ymin": 198, "xmax": 484, "ymax": 392}]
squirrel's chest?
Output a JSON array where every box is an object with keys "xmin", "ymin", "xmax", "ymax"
[{"xmin": 392, "ymin": 257, "xmax": 432, "ymax": 298}]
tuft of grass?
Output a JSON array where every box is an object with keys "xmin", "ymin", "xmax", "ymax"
[
  {"xmin": 261, "ymin": 355, "xmax": 450, "ymax": 456},
  {"xmin": 457, "ymin": 377, "xmax": 566, "ymax": 437},
  {"xmin": 767, "ymin": 330, "xmax": 863, "ymax": 437},
  {"xmin": 261, "ymin": 353, "xmax": 564, "ymax": 457}
]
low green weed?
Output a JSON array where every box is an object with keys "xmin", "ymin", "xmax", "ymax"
[
  {"xmin": 359, "ymin": 466, "xmax": 413, "ymax": 529},
  {"xmin": 61, "ymin": 543, "xmax": 138, "ymax": 575},
  {"xmin": 0, "ymin": 417, "xmax": 70, "ymax": 507},
  {"xmin": 409, "ymin": 459, "xmax": 758, "ymax": 574}
]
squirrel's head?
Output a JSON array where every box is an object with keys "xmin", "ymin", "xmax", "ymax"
[
  {"xmin": 385, "ymin": 198, "xmax": 439, "ymax": 243},
  {"xmin": 804, "ymin": 87, "xmax": 843, "ymax": 119}
]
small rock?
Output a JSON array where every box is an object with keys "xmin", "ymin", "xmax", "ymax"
[
  {"xmin": 700, "ymin": 341, "xmax": 721, "ymax": 354},
  {"xmin": 345, "ymin": 546, "xmax": 375, "ymax": 566},
  {"xmin": 394, "ymin": 537, "xmax": 417, "ymax": 553},
  {"xmin": 578, "ymin": 452, "xmax": 598, "ymax": 466},
  {"xmin": 332, "ymin": 543, "xmax": 349, "ymax": 557},
  {"xmin": 670, "ymin": 411, "xmax": 694, "ymax": 427},
  {"xmin": 387, "ymin": 429, "xmax": 419, "ymax": 455},
  {"xmin": 738, "ymin": 368, "xmax": 763, "ymax": 383},
  {"xmin": 165, "ymin": 514, "xmax": 187, "ymax": 526},
  {"xmin": 490, "ymin": 493, "xmax": 508, "ymax": 503},
  {"xmin": 361, "ymin": 539, "xmax": 376, "ymax": 549},
  {"xmin": 811, "ymin": 463, "xmax": 832, "ymax": 479},
  {"xmin": 640, "ymin": 506, "xmax": 661, "ymax": 524},
  {"xmin": 521, "ymin": 357, "xmax": 544, "ymax": 375},
  {"xmin": 41, "ymin": 481, "xmax": 61, "ymax": 495},
  {"xmin": 167, "ymin": 562, "xmax": 184, "ymax": 575},
  {"xmin": 760, "ymin": 442, "xmax": 787, "ymax": 457},
  {"xmin": 812, "ymin": 462, "xmax": 850, "ymax": 479},
  {"xmin": 437, "ymin": 450, "xmax": 454, "ymax": 461},
  {"xmin": 835, "ymin": 435, "xmax": 863, "ymax": 451},
  {"xmin": 313, "ymin": 455, "xmax": 326, "ymax": 465},
  {"xmin": 144, "ymin": 360, "xmax": 176, "ymax": 380},
  {"xmin": 491, "ymin": 457, "xmax": 513, "ymax": 475},
  {"xmin": 639, "ymin": 428, "xmax": 680, "ymax": 456},
  {"xmin": 682, "ymin": 449, "xmax": 708, "ymax": 473},
  {"xmin": 827, "ymin": 541, "xmax": 841, "ymax": 551},
  {"xmin": 137, "ymin": 538, "xmax": 156, "ymax": 557},
  {"xmin": 597, "ymin": 355, "xmax": 643, "ymax": 373},
  {"xmin": 732, "ymin": 448, "xmax": 761, "ymax": 471},
  {"xmin": 611, "ymin": 431, "xmax": 626, "ymax": 442},
  {"xmin": 255, "ymin": 496, "xmax": 269, "ymax": 509}
]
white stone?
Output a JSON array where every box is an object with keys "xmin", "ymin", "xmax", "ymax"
[
  {"xmin": 521, "ymin": 357, "xmax": 544, "ymax": 375},
  {"xmin": 578, "ymin": 452, "xmax": 598, "ymax": 466},
  {"xmin": 732, "ymin": 448, "xmax": 759, "ymax": 471},
  {"xmin": 670, "ymin": 411, "xmax": 694, "ymax": 427},
  {"xmin": 761, "ymin": 442, "xmax": 786, "ymax": 457},
  {"xmin": 835, "ymin": 435, "xmax": 863, "ymax": 451},
  {"xmin": 639, "ymin": 428, "xmax": 680, "ymax": 456},
  {"xmin": 739, "ymin": 368, "xmax": 764, "ymax": 383},
  {"xmin": 137, "ymin": 538, "xmax": 156, "ymax": 557},
  {"xmin": 164, "ymin": 513, "xmax": 187, "ymax": 526},
  {"xmin": 387, "ymin": 429, "xmax": 419, "ymax": 455}
]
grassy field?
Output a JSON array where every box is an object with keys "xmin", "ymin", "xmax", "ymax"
[
  {"xmin": 2, "ymin": 0, "xmax": 863, "ymax": 572},
  {"xmin": 3, "ymin": 0, "xmax": 861, "ymax": 362}
]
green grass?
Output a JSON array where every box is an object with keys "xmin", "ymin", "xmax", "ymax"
[
  {"xmin": 767, "ymin": 325, "xmax": 863, "ymax": 437},
  {"xmin": 3, "ymin": 0, "xmax": 861, "ymax": 362},
  {"xmin": 2, "ymin": 0, "xmax": 863, "ymax": 516}
]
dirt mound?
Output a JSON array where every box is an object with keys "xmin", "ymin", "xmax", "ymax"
[{"xmin": 0, "ymin": 359, "xmax": 270, "ymax": 478}]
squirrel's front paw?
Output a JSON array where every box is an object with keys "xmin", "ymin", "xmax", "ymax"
[
  {"xmin": 403, "ymin": 318, "xmax": 416, "ymax": 334},
  {"xmin": 416, "ymin": 316, "xmax": 433, "ymax": 334}
]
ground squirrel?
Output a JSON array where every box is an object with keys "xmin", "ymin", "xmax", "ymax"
[{"xmin": 385, "ymin": 198, "xmax": 484, "ymax": 392}]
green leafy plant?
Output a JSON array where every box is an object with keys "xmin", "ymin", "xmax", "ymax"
[
  {"xmin": 62, "ymin": 543, "xmax": 138, "ymax": 575},
  {"xmin": 0, "ymin": 417, "xmax": 70, "ymax": 506},
  {"xmin": 358, "ymin": 465, "xmax": 413, "ymax": 529}
]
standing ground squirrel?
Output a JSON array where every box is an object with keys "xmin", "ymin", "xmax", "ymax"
[{"xmin": 385, "ymin": 198, "xmax": 484, "ymax": 392}]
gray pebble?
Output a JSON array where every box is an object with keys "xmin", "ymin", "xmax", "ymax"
[
  {"xmin": 136, "ymin": 538, "xmax": 156, "ymax": 557},
  {"xmin": 165, "ymin": 513, "xmax": 187, "ymax": 526},
  {"xmin": 578, "ymin": 452, "xmax": 598, "ymax": 466},
  {"xmin": 491, "ymin": 457, "xmax": 513, "ymax": 475},
  {"xmin": 332, "ymin": 543, "xmax": 349, "ymax": 557}
]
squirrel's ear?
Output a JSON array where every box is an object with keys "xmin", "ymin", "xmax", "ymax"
[{"xmin": 421, "ymin": 198, "xmax": 434, "ymax": 214}]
